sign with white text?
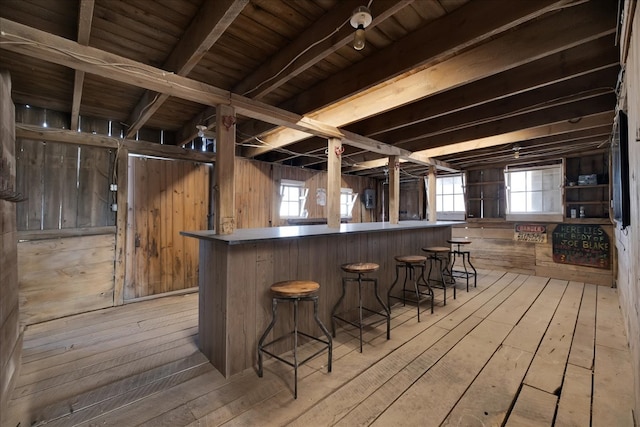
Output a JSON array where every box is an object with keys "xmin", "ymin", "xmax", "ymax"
[
  {"xmin": 552, "ymin": 224, "xmax": 610, "ymax": 269},
  {"xmin": 514, "ymin": 223, "xmax": 547, "ymax": 243}
]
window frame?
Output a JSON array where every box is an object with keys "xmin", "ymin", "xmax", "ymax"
[
  {"xmin": 428, "ymin": 173, "xmax": 466, "ymax": 221},
  {"xmin": 504, "ymin": 163, "xmax": 563, "ymax": 222},
  {"xmin": 340, "ymin": 188, "xmax": 358, "ymax": 219},
  {"xmin": 279, "ymin": 179, "xmax": 308, "ymax": 219}
]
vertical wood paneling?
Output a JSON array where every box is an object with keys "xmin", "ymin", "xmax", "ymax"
[
  {"xmin": 15, "ymin": 139, "xmax": 44, "ymax": 230},
  {"xmin": 234, "ymin": 157, "xmax": 377, "ymax": 228},
  {"xmin": 126, "ymin": 157, "xmax": 209, "ymax": 300},
  {"xmin": 616, "ymin": 5, "xmax": 640, "ymax": 418},
  {"xmin": 0, "ymin": 70, "xmax": 20, "ymax": 426},
  {"xmin": 77, "ymin": 146, "xmax": 113, "ymax": 227},
  {"xmin": 43, "ymin": 143, "xmax": 78, "ymax": 229},
  {"xmin": 171, "ymin": 159, "xmax": 186, "ymax": 292},
  {"xmin": 16, "ymin": 139, "xmax": 114, "ymax": 231}
]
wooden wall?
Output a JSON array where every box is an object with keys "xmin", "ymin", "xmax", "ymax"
[
  {"xmin": 17, "ymin": 232, "xmax": 115, "ymax": 325},
  {"xmin": 235, "ymin": 157, "xmax": 377, "ymax": 228},
  {"xmin": 125, "ymin": 157, "xmax": 210, "ymax": 300},
  {"xmin": 0, "ymin": 70, "xmax": 21, "ymax": 425},
  {"xmin": 452, "ymin": 221, "xmax": 614, "ymax": 286},
  {"xmin": 616, "ymin": 3, "xmax": 640, "ymax": 418},
  {"xmin": 15, "ymin": 140, "xmax": 115, "ymax": 230}
]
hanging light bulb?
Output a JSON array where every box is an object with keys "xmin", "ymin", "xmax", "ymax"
[
  {"xmin": 350, "ymin": 6, "xmax": 372, "ymax": 51},
  {"xmin": 353, "ymin": 25, "xmax": 366, "ymax": 50},
  {"xmin": 513, "ymin": 144, "xmax": 521, "ymax": 159},
  {"xmin": 196, "ymin": 125, "xmax": 207, "ymax": 138}
]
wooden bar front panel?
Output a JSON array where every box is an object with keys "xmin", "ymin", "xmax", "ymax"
[{"xmin": 198, "ymin": 226, "xmax": 451, "ymax": 377}]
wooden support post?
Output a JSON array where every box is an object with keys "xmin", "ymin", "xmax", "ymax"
[
  {"xmin": 327, "ymin": 137, "xmax": 342, "ymax": 228},
  {"xmin": 113, "ymin": 145, "xmax": 129, "ymax": 305},
  {"xmin": 215, "ymin": 104, "xmax": 236, "ymax": 235},
  {"xmin": 389, "ymin": 155, "xmax": 400, "ymax": 224},
  {"xmin": 428, "ymin": 166, "xmax": 437, "ymax": 222}
]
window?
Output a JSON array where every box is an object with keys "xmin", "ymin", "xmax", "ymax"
[
  {"xmin": 435, "ymin": 174, "xmax": 466, "ymax": 214},
  {"xmin": 340, "ymin": 188, "xmax": 358, "ymax": 218},
  {"xmin": 425, "ymin": 174, "xmax": 466, "ymax": 220},
  {"xmin": 505, "ymin": 164, "xmax": 562, "ymax": 220},
  {"xmin": 279, "ymin": 180, "xmax": 308, "ymax": 218}
]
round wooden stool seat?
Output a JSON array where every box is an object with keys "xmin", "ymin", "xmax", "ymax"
[
  {"xmin": 394, "ymin": 255, "xmax": 427, "ymax": 264},
  {"xmin": 422, "ymin": 246, "xmax": 451, "ymax": 253},
  {"xmin": 270, "ymin": 280, "xmax": 320, "ymax": 298},
  {"xmin": 341, "ymin": 262, "xmax": 379, "ymax": 274},
  {"xmin": 447, "ymin": 239, "xmax": 472, "ymax": 245}
]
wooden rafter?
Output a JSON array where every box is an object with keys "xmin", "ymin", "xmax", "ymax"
[
  {"xmin": 124, "ymin": 0, "xmax": 248, "ymax": 138},
  {"xmin": 70, "ymin": 0, "xmax": 94, "ymax": 131},
  {"xmin": 243, "ymin": 0, "xmax": 616, "ymax": 158},
  {"xmin": 0, "ymin": 18, "xmax": 451, "ymax": 171}
]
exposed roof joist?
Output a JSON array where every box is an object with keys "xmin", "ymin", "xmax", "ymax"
[{"xmin": 0, "ymin": 17, "xmax": 454, "ymax": 171}]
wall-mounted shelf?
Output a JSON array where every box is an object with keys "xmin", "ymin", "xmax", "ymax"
[{"xmin": 564, "ymin": 153, "xmax": 610, "ymax": 220}]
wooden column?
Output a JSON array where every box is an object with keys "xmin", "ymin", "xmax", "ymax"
[
  {"xmin": 0, "ymin": 70, "xmax": 21, "ymax": 425},
  {"xmin": 428, "ymin": 166, "xmax": 437, "ymax": 222},
  {"xmin": 389, "ymin": 155, "xmax": 400, "ymax": 224},
  {"xmin": 215, "ymin": 104, "xmax": 236, "ymax": 235},
  {"xmin": 326, "ymin": 137, "xmax": 342, "ymax": 228}
]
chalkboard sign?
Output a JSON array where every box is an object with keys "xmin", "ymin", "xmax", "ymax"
[{"xmin": 552, "ymin": 224, "xmax": 610, "ymax": 269}]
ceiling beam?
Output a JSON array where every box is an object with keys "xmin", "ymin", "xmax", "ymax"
[
  {"xmin": 70, "ymin": 0, "xmax": 94, "ymax": 131},
  {"xmin": 233, "ymin": 0, "xmax": 413, "ymax": 99},
  {"xmin": 289, "ymin": 67, "xmax": 615, "ymax": 167},
  {"xmin": 0, "ymin": 18, "xmax": 447, "ymax": 170},
  {"xmin": 176, "ymin": 1, "xmax": 412, "ymax": 146},
  {"xmin": 124, "ymin": 0, "xmax": 248, "ymax": 138},
  {"xmin": 243, "ymin": 0, "xmax": 616, "ymax": 158},
  {"xmin": 347, "ymin": 46, "xmax": 619, "ymax": 138},
  {"xmin": 398, "ymin": 93, "xmax": 615, "ymax": 152},
  {"xmin": 343, "ymin": 112, "xmax": 614, "ymax": 172},
  {"xmin": 15, "ymin": 124, "xmax": 216, "ymax": 163},
  {"xmin": 415, "ymin": 111, "xmax": 614, "ymax": 158}
]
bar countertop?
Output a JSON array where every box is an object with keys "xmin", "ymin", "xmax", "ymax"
[{"xmin": 181, "ymin": 220, "xmax": 463, "ymax": 245}]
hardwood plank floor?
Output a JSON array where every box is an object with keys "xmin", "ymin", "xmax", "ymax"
[{"xmin": 6, "ymin": 270, "xmax": 636, "ymax": 426}]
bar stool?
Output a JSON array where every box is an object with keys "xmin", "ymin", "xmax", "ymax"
[
  {"xmin": 422, "ymin": 246, "xmax": 455, "ymax": 305},
  {"xmin": 387, "ymin": 255, "xmax": 434, "ymax": 322},
  {"xmin": 257, "ymin": 280, "xmax": 332, "ymax": 399},
  {"xmin": 332, "ymin": 262, "xmax": 390, "ymax": 353},
  {"xmin": 448, "ymin": 239, "xmax": 477, "ymax": 291}
]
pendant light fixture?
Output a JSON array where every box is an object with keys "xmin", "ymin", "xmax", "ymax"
[{"xmin": 350, "ymin": 6, "xmax": 372, "ymax": 51}]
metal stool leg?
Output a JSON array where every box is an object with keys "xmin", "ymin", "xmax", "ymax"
[
  {"xmin": 371, "ymin": 277, "xmax": 391, "ymax": 340},
  {"xmin": 258, "ymin": 297, "xmax": 278, "ymax": 377},
  {"xmin": 312, "ymin": 297, "xmax": 332, "ymax": 372}
]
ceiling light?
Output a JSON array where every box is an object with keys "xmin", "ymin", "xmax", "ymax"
[
  {"xmin": 512, "ymin": 144, "xmax": 521, "ymax": 159},
  {"xmin": 350, "ymin": 6, "xmax": 372, "ymax": 51},
  {"xmin": 196, "ymin": 125, "xmax": 207, "ymax": 138}
]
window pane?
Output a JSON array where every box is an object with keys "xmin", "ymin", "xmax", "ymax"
[
  {"xmin": 510, "ymin": 192, "xmax": 526, "ymax": 212},
  {"xmin": 453, "ymin": 194, "xmax": 465, "ymax": 211},
  {"xmin": 510, "ymin": 171, "xmax": 527, "ymax": 192},
  {"xmin": 529, "ymin": 191, "xmax": 543, "ymax": 211}
]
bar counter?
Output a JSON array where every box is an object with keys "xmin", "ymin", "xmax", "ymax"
[{"xmin": 181, "ymin": 220, "xmax": 461, "ymax": 377}]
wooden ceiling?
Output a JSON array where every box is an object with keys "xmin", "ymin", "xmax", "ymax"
[{"xmin": 0, "ymin": 0, "xmax": 621, "ymax": 180}]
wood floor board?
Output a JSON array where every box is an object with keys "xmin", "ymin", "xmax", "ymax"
[
  {"xmin": 19, "ymin": 314, "xmax": 198, "ymax": 372},
  {"xmin": 555, "ymin": 363, "xmax": 592, "ymax": 427},
  {"xmin": 442, "ymin": 344, "xmax": 534, "ymax": 427},
  {"xmin": 22, "ymin": 294, "xmax": 197, "ymax": 345},
  {"xmin": 523, "ymin": 280, "xmax": 583, "ymax": 394},
  {"xmin": 7, "ymin": 270, "xmax": 635, "ymax": 427},
  {"xmin": 506, "ymin": 384, "xmax": 558, "ymax": 426},
  {"xmin": 22, "ymin": 307, "xmax": 197, "ymax": 361},
  {"xmin": 567, "ymin": 283, "xmax": 596, "ymax": 369}
]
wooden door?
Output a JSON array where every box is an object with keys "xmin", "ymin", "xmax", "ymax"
[{"xmin": 125, "ymin": 156, "xmax": 210, "ymax": 300}]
